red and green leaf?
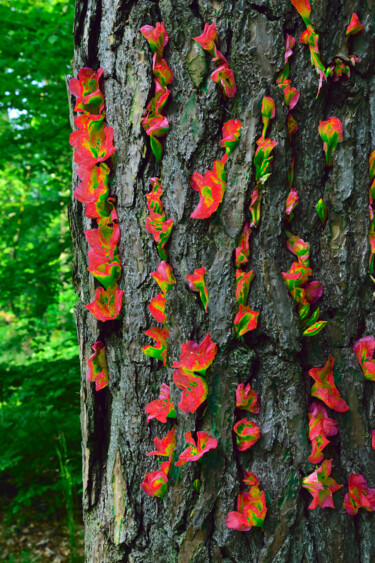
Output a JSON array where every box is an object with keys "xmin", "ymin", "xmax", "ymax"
[
  {"xmin": 145, "ymin": 383, "xmax": 176, "ymax": 423},
  {"xmin": 309, "ymin": 355, "xmax": 350, "ymax": 412},
  {"xmin": 173, "ymin": 333, "xmax": 218, "ymax": 374},
  {"xmin": 85, "ymin": 284, "xmax": 123, "ymax": 322},
  {"xmin": 318, "ymin": 117, "xmax": 343, "ymax": 167},
  {"xmin": 149, "ymin": 293, "xmax": 167, "ymax": 325},
  {"xmin": 236, "ymin": 383, "xmax": 260, "ymax": 414},
  {"xmin": 220, "ymin": 119, "xmax": 242, "ymax": 155},
  {"xmin": 142, "ymin": 327, "xmax": 169, "ymax": 366},
  {"xmin": 186, "ymin": 266, "xmax": 209, "ymax": 312},
  {"xmin": 235, "ymin": 269, "xmax": 254, "ymax": 306},
  {"xmin": 146, "ymin": 429, "xmax": 176, "ymax": 458},
  {"xmin": 141, "ymin": 469, "xmax": 168, "ymax": 498},
  {"xmin": 233, "ymin": 419, "xmax": 261, "ymax": 451},
  {"xmin": 234, "ymin": 305, "xmax": 259, "ymax": 337},
  {"xmin": 151, "ymin": 261, "xmax": 176, "ymax": 296},
  {"xmin": 176, "ymin": 431, "xmax": 218, "ymax": 467},
  {"xmin": 190, "ymin": 156, "xmax": 228, "ymax": 219},
  {"xmin": 302, "ymin": 459, "xmax": 342, "ymax": 509}
]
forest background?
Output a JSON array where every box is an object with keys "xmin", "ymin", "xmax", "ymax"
[{"xmin": 0, "ymin": 0, "xmax": 83, "ymax": 559}]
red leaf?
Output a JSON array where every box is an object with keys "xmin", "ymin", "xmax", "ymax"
[
  {"xmin": 172, "ymin": 333, "xmax": 218, "ymax": 374},
  {"xmin": 173, "ymin": 368, "xmax": 208, "ymax": 413},
  {"xmin": 85, "ymin": 285, "xmax": 123, "ymax": 322},
  {"xmin": 309, "ymin": 356, "xmax": 349, "ymax": 412}
]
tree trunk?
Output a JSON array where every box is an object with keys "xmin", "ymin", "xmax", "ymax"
[{"xmin": 69, "ymin": 0, "xmax": 375, "ymax": 561}]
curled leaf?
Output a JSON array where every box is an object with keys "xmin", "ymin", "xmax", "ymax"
[
  {"xmin": 220, "ymin": 119, "xmax": 242, "ymax": 155},
  {"xmin": 186, "ymin": 267, "xmax": 209, "ymax": 312},
  {"xmin": 190, "ymin": 156, "xmax": 227, "ymax": 219},
  {"xmin": 290, "ymin": 0, "xmax": 311, "ymax": 26},
  {"xmin": 236, "ymin": 383, "xmax": 260, "ymax": 414},
  {"xmin": 235, "ymin": 269, "xmax": 254, "ymax": 306},
  {"xmin": 141, "ymin": 469, "xmax": 168, "ymax": 498},
  {"xmin": 151, "ymin": 261, "xmax": 176, "ymax": 296},
  {"xmin": 87, "ymin": 341, "xmax": 109, "ymax": 391},
  {"xmin": 316, "ymin": 198, "xmax": 328, "ymax": 225},
  {"xmin": 318, "ymin": 117, "xmax": 343, "ymax": 167},
  {"xmin": 346, "ymin": 14, "xmax": 365, "ymax": 38},
  {"xmin": 235, "ymin": 223, "xmax": 252, "ymax": 268},
  {"xmin": 233, "ymin": 418, "xmax": 261, "ymax": 451},
  {"xmin": 146, "ymin": 429, "xmax": 176, "ymax": 458},
  {"xmin": 309, "ymin": 355, "xmax": 349, "ymax": 412},
  {"xmin": 353, "ymin": 336, "xmax": 375, "ymax": 381},
  {"xmin": 260, "ymin": 96, "xmax": 275, "ymax": 139},
  {"xmin": 308, "ymin": 402, "xmax": 338, "ymax": 464}
]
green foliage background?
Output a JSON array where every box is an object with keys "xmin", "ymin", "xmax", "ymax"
[{"xmin": 0, "ymin": 0, "xmax": 81, "ymax": 523}]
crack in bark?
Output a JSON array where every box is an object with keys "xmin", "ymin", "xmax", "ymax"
[{"xmin": 246, "ymin": 1, "xmax": 279, "ymax": 22}]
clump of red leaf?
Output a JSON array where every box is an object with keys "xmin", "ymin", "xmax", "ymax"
[
  {"xmin": 145, "ymin": 177, "xmax": 174, "ymax": 260},
  {"xmin": 343, "ymin": 474, "xmax": 375, "ymax": 515},
  {"xmin": 226, "ymin": 473, "xmax": 267, "ymax": 531},
  {"xmin": 69, "ymin": 67, "xmax": 123, "ymax": 324},
  {"xmin": 140, "ymin": 23, "xmax": 173, "ymax": 162},
  {"xmin": 190, "ymin": 155, "xmax": 228, "ymax": 220},
  {"xmin": 282, "ymin": 231, "xmax": 327, "ymax": 337},
  {"xmin": 289, "ymin": 0, "xmax": 327, "ymax": 96},
  {"xmin": 308, "ymin": 402, "xmax": 338, "ymax": 464},
  {"xmin": 141, "ymin": 428, "xmax": 176, "ymax": 498},
  {"xmin": 172, "ymin": 333, "xmax": 218, "ymax": 413},
  {"xmin": 194, "ymin": 23, "xmax": 236, "ymax": 97}
]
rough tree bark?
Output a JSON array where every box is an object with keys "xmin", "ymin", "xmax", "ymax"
[{"xmin": 69, "ymin": 0, "xmax": 375, "ymax": 561}]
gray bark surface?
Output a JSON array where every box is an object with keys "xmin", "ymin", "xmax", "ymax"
[{"xmin": 69, "ymin": 0, "xmax": 375, "ymax": 561}]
